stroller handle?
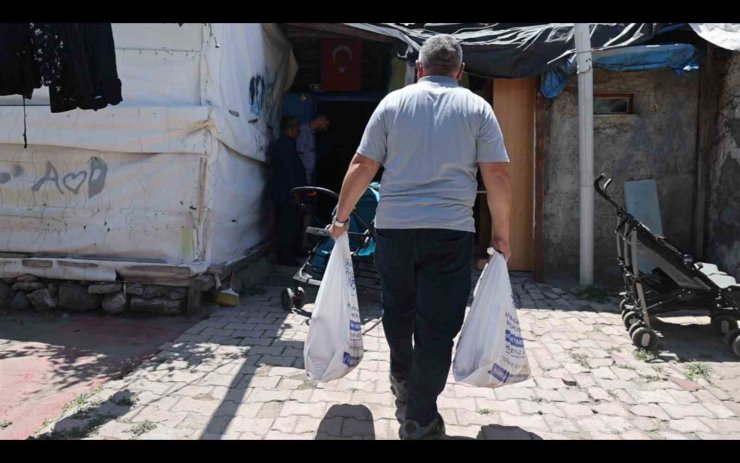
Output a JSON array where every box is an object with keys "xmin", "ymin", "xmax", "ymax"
[
  {"xmin": 290, "ymin": 186, "xmax": 373, "ymax": 234},
  {"xmin": 291, "ymin": 186, "xmax": 339, "ymax": 201},
  {"xmin": 594, "ymin": 173, "xmax": 622, "ymax": 211},
  {"xmin": 305, "ymin": 226, "xmax": 366, "ymax": 239}
]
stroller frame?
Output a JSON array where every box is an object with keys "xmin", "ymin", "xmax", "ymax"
[
  {"xmin": 280, "ymin": 186, "xmax": 381, "ymax": 314},
  {"xmin": 595, "ymin": 174, "xmax": 740, "ymax": 356}
]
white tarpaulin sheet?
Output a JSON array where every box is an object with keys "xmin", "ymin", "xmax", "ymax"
[
  {"xmin": 116, "ymin": 48, "xmax": 202, "ymax": 106},
  {"xmin": 0, "ymin": 257, "xmax": 209, "ymax": 282},
  {"xmin": 0, "ymin": 106, "xmax": 211, "ymax": 153},
  {"xmin": 203, "ymin": 23, "xmax": 298, "ymax": 162},
  {"xmin": 205, "ymin": 143, "xmax": 270, "ymax": 265},
  {"xmin": 0, "ymin": 23, "xmax": 297, "ymax": 274},
  {"xmin": 690, "ymin": 23, "xmax": 740, "ymax": 51},
  {"xmin": 0, "ymin": 145, "xmax": 204, "ymax": 264},
  {"xmin": 0, "ymin": 23, "xmax": 297, "ymax": 162}
]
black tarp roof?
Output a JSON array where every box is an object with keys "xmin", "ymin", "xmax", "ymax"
[{"xmin": 343, "ymin": 23, "xmax": 694, "ymax": 79}]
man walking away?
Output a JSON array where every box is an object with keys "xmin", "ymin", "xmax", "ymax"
[{"xmin": 328, "ymin": 35, "xmax": 512, "ymax": 440}]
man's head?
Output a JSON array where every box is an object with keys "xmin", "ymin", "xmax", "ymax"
[
  {"xmin": 310, "ymin": 114, "xmax": 331, "ymax": 132},
  {"xmin": 417, "ymin": 34, "xmax": 465, "ymax": 80},
  {"xmin": 281, "ymin": 116, "xmax": 300, "ymax": 140}
]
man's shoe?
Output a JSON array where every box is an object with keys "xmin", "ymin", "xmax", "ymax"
[
  {"xmin": 389, "ymin": 374, "xmax": 408, "ymax": 404},
  {"xmin": 399, "ymin": 414, "xmax": 445, "ymax": 440}
]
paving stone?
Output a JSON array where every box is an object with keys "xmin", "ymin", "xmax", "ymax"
[{"xmin": 630, "ymin": 404, "xmax": 670, "ymax": 420}]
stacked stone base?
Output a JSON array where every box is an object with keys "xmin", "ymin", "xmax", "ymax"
[{"xmin": 0, "ymin": 275, "xmax": 188, "ymax": 316}]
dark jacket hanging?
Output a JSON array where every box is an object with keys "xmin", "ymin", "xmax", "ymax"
[
  {"xmin": 47, "ymin": 23, "xmax": 123, "ymax": 113},
  {"xmin": 0, "ymin": 23, "xmax": 122, "ymax": 113}
]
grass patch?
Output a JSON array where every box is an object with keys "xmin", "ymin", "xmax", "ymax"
[
  {"xmin": 572, "ymin": 286, "xmax": 610, "ymax": 303},
  {"xmin": 571, "ymin": 353, "xmax": 592, "ymax": 369},
  {"xmin": 128, "ymin": 420, "xmax": 157, "ymax": 438},
  {"xmin": 478, "ymin": 408, "xmax": 492, "ymax": 415},
  {"xmin": 606, "ymin": 346, "xmax": 622, "ymax": 355},
  {"xmin": 685, "ymin": 363, "xmax": 712, "ymax": 382},
  {"xmin": 62, "ymin": 392, "xmax": 91, "ymax": 415},
  {"xmin": 633, "ymin": 349, "xmax": 656, "ymax": 362}
]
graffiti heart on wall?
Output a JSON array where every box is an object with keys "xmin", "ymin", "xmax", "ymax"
[{"xmin": 21, "ymin": 157, "xmax": 109, "ymax": 198}]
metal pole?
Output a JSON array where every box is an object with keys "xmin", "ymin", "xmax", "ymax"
[{"xmin": 574, "ymin": 23, "xmax": 594, "ymax": 286}]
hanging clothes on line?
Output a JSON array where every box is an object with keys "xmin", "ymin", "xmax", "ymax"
[{"xmin": 0, "ymin": 23, "xmax": 123, "ymax": 113}]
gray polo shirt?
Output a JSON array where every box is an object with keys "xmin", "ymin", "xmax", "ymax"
[{"xmin": 356, "ymin": 75, "xmax": 509, "ymax": 233}]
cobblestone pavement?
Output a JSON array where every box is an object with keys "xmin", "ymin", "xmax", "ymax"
[{"xmin": 34, "ymin": 265, "xmax": 740, "ymax": 440}]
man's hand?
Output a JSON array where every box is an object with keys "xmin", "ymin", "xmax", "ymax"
[
  {"xmin": 329, "ymin": 220, "xmax": 348, "ymax": 241},
  {"xmin": 492, "ymin": 236, "xmax": 511, "ymax": 262}
]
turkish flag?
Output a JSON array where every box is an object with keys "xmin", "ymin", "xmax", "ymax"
[{"xmin": 321, "ymin": 38, "xmax": 362, "ymax": 92}]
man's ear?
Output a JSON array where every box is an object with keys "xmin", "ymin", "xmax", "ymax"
[
  {"xmin": 455, "ymin": 63, "xmax": 466, "ymax": 81},
  {"xmin": 416, "ymin": 61, "xmax": 424, "ymax": 79}
]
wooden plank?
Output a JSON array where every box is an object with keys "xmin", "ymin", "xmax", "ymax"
[
  {"xmin": 0, "ymin": 253, "xmax": 31, "ymax": 258},
  {"xmin": 187, "ymin": 282, "xmax": 203, "ymax": 314},
  {"xmin": 533, "ymin": 85, "xmax": 546, "ymax": 282},
  {"xmin": 22, "ymin": 259, "xmax": 52, "ymax": 268},
  {"xmin": 493, "ymin": 78, "xmax": 537, "ymax": 271},
  {"xmin": 57, "ymin": 260, "xmax": 99, "ymax": 268},
  {"xmin": 119, "ymin": 265, "xmax": 192, "ymax": 278},
  {"xmin": 122, "ymin": 277, "xmax": 193, "ymax": 287}
]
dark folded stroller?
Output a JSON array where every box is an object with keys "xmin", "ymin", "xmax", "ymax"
[
  {"xmin": 280, "ymin": 183, "xmax": 381, "ymax": 313},
  {"xmin": 595, "ymin": 174, "xmax": 740, "ymax": 356}
]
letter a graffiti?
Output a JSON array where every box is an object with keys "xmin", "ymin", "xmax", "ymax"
[{"xmin": 31, "ymin": 161, "xmax": 64, "ymax": 194}]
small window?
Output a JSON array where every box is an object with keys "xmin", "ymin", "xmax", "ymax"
[{"xmin": 594, "ymin": 93, "xmax": 633, "ymax": 115}]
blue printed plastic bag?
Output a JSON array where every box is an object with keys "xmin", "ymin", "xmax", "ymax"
[
  {"xmin": 453, "ymin": 252, "xmax": 531, "ymax": 388},
  {"xmin": 304, "ymin": 233, "xmax": 364, "ymax": 381}
]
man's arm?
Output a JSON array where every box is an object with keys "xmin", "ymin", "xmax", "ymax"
[
  {"xmin": 329, "ymin": 154, "xmax": 381, "ymax": 240},
  {"xmin": 479, "ymin": 162, "xmax": 512, "ymax": 261}
]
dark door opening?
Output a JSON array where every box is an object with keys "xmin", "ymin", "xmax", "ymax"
[{"xmin": 314, "ymin": 100, "xmax": 379, "ymax": 222}]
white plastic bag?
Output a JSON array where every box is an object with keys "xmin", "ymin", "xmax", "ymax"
[
  {"xmin": 304, "ymin": 233, "xmax": 364, "ymax": 382},
  {"xmin": 453, "ymin": 252, "xmax": 530, "ymax": 388}
]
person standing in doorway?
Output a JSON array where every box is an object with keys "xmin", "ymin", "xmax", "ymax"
[
  {"xmin": 270, "ymin": 116, "xmax": 307, "ymax": 266},
  {"xmin": 296, "ymin": 114, "xmax": 331, "ymax": 185}
]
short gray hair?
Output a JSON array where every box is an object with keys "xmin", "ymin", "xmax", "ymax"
[{"xmin": 419, "ymin": 34, "xmax": 463, "ymax": 75}]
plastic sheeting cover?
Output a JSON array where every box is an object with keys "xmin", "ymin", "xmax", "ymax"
[{"xmin": 541, "ymin": 43, "xmax": 701, "ymax": 99}]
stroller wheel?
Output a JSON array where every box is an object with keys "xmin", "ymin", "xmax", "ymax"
[
  {"xmin": 622, "ymin": 310, "xmax": 641, "ymax": 330},
  {"xmin": 711, "ymin": 314, "xmax": 739, "ymax": 336},
  {"xmin": 628, "ymin": 320, "xmax": 645, "ymax": 338},
  {"xmin": 619, "ymin": 298, "xmax": 634, "ymax": 314},
  {"xmin": 281, "ymin": 288, "xmax": 295, "ymax": 311},
  {"xmin": 294, "ymin": 287, "xmax": 306, "ymax": 309},
  {"xmin": 631, "ymin": 326, "xmax": 658, "ymax": 350},
  {"xmin": 727, "ymin": 329, "xmax": 740, "ymax": 358}
]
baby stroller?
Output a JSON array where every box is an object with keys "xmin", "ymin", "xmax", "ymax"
[
  {"xmin": 595, "ymin": 174, "xmax": 740, "ymax": 356},
  {"xmin": 281, "ymin": 183, "xmax": 381, "ymax": 313}
]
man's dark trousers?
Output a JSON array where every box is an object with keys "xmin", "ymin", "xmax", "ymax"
[{"xmin": 374, "ymin": 228, "xmax": 473, "ymax": 425}]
